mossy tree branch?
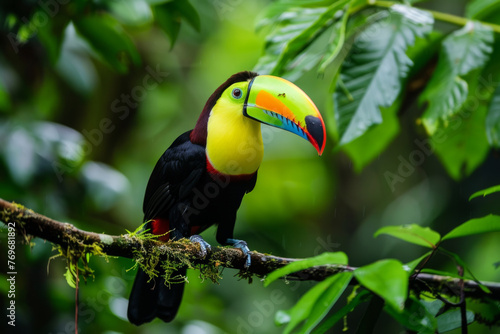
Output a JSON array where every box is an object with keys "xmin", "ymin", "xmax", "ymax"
[{"xmin": 1, "ymin": 197, "xmax": 499, "ymax": 301}]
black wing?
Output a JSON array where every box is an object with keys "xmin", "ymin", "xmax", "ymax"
[{"xmin": 143, "ymin": 130, "xmax": 206, "ymax": 222}]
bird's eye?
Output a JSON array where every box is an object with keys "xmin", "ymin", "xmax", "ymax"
[{"xmin": 231, "ymin": 88, "xmax": 243, "ymax": 99}]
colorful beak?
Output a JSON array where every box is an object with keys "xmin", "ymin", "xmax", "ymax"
[{"xmin": 243, "ymin": 75, "xmax": 326, "ymax": 155}]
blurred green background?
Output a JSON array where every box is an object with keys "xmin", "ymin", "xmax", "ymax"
[{"xmin": 1, "ymin": 0, "xmax": 499, "ymax": 333}]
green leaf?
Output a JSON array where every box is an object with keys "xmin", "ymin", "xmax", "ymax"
[
  {"xmin": 264, "ymin": 252, "xmax": 348, "ymax": 287},
  {"xmin": 341, "ymin": 97, "xmax": 400, "ymax": 172},
  {"xmin": 277, "ymin": 273, "xmax": 350, "ymax": 334},
  {"xmin": 341, "ymin": 30, "xmax": 441, "ymax": 170},
  {"xmin": 254, "ymin": 7, "xmax": 324, "ymax": 75},
  {"xmin": 354, "ymin": 259, "xmax": 409, "ymax": 311},
  {"xmin": 316, "ymin": 4, "xmax": 350, "ymax": 73},
  {"xmin": 443, "ymin": 214, "xmax": 500, "ymax": 240},
  {"xmin": 421, "ymin": 299, "xmax": 445, "ymax": 317},
  {"xmin": 153, "ymin": 0, "xmax": 199, "ymax": 48},
  {"xmin": 334, "ymin": 5, "xmax": 433, "ymax": 145},
  {"xmin": 297, "ymin": 272, "xmax": 352, "ymax": 333},
  {"xmin": 174, "ymin": 0, "xmax": 200, "ymax": 31},
  {"xmin": 275, "ymin": 276, "xmax": 335, "ymax": 333},
  {"xmin": 486, "ymin": 84, "xmax": 500, "ymax": 148},
  {"xmin": 275, "ymin": 3, "xmax": 344, "ymax": 69},
  {"xmin": 80, "ymin": 162, "xmax": 129, "ymax": 210},
  {"xmin": 275, "ymin": 310, "xmax": 291, "ymax": 325},
  {"xmin": 466, "ymin": 0, "xmax": 500, "ymax": 19},
  {"xmin": 56, "ymin": 26, "xmax": 97, "ymax": 94},
  {"xmin": 254, "ymin": 1, "xmax": 349, "ymax": 75},
  {"xmin": 469, "ymin": 184, "xmax": 500, "ymax": 200},
  {"xmin": 145, "ymin": 0, "xmax": 173, "ymax": 4},
  {"xmin": 420, "ymin": 72, "xmax": 468, "ymax": 135},
  {"xmin": 108, "ymin": 0, "xmax": 154, "ymax": 26},
  {"xmin": 256, "ymin": 0, "xmax": 344, "ymax": 32},
  {"xmin": 261, "ymin": 0, "xmax": 336, "ymax": 18},
  {"xmin": 375, "ymin": 224, "xmax": 441, "ymax": 248},
  {"xmin": 4, "ymin": 127, "xmax": 37, "ymax": 185},
  {"xmin": 429, "ymin": 68, "xmax": 491, "ymax": 180},
  {"xmin": 37, "ymin": 15, "xmax": 70, "ymax": 64},
  {"xmin": 384, "ymin": 296, "xmax": 437, "ymax": 333},
  {"xmin": 282, "ymin": 21, "xmax": 339, "ymax": 82},
  {"xmin": 73, "ymin": 14, "xmax": 140, "ymax": 73},
  {"xmin": 283, "ymin": 5, "xmax": 349, "ymax": 81},
  {"xmin": 420, "ymin": 22, "xmax": 493, "ymax": 135},
  {"xmin": 64, "ymin": 264, "xmax": 77, "ymax": 289},
  {"xmin": 311, "ymin": 288, "xmax": 372, "ymax": 334},
  {"xmin": 0, "ymin": 81, "xmax": 10, "ymax": 111},
  {"xmin": 437, "ymin": 309, "xmax": 475, "ymax": 333},
  {"xmin": 153, "ymin": 3, "xmax": 180, "ymax": 47},
  {"xmin": 467, "ymin": 297, "xmax": 500, "ymax": 327}
]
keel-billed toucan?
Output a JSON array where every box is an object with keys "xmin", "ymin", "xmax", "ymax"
[{"xmin": 127, "ymin": 71, "xmax": 326, "ymax": 325}]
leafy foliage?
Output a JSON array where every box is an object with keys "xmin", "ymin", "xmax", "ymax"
[
  {"xmin": 419, "ymin": 21, "xmax": 493, "ymax": 135},
  {"xmin": 469, "ymin": 183, "xmax": 500, "ymax": 200},
  {"xmin": 334, "ymin": 5, "xmax": 433, "ymax": 145},
  {"xmin": 273, "ymin": 272, "xmax": 352, "ymax": 334},
  {"xmin": 486, "ymin": 84, "xmax": 500, "ymax": 148},
  {"xmin": 73, "ymin": 14, "xmax": 141, "ymax": 73},
  {"xmin": 256, "ymin": 0, "xmax": 500, "ymax": 179},
  {"xmin": 443, "ymin": 214, "xmax": 500, "ymax": 240},
  {"xmin": 267, "ymin": 198, "xmax": 500, "ymax": 333},
  {"xmin": 375, "ymin": 224, "xmax": 441, "ymax": 248},
  {"xmin": 254, "ymin": 0, "xmax": 351, "ymax": 79},
  {"xmin": 354, "ymin": 259, "xmax": 409, "ymax": 311},
  {"xmin": 428, "ymin": 69, "xmax": 492, "ymax": 180},
  {"xmin": 2, "ymin": 0, "xmax": 500, "ymax": 333},
  {"xmin": 255, "ymin": 1, "xmax": 500, "ymax": 332},
  {"xmin": 153, "ymin": 0, "xmax": 201, "ymax": 48},
  {"xmin": 466, "ymin": 0, "xmax": 500, "ymax": 20},
  {"xmin": 2, "ymin": 0, "xmax": 199, "ymax": 72}
]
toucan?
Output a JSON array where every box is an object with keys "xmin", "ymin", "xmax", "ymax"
[{"xmin": 127, "ymin": 71, "xmax": 326, "ymax": 325}]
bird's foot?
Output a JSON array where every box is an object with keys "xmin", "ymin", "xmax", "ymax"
[
  {"xmin": 226, "ymin": 238, "xmax": 251, "ymax": 268},
  {"xmin": 189, "ymin": 235, "xmax": 212, "ymax": 258}
]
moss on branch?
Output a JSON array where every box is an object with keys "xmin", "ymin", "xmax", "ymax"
[{"xmin": 1, "ymin": 197, "xmax": 499, "ymax": 301}]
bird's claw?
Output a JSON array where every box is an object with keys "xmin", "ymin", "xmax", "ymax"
[
  {"xmin": 227, "ymin": 238, "xmax": 251, "ymax": 268},
  {"xmin": 189, "ymin": 234, "xmax": 212, "ymax": 258}
]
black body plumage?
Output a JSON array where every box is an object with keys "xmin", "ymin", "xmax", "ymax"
[{"xmin": 128, "ymin": 130, "xmax": 257, "ymax": 325}]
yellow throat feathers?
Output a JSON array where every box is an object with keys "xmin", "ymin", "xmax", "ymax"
[{"xmin": 206, "ymin": 97, "xmax": 264, "ymax": 176}]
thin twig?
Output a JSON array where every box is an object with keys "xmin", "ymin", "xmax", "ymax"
[
  {"xmin": 75, "ymin": 265, "xmax": 79, "ymax": 334},
  {"xmin": 458, "ymin": 266, "xmax": 468, "ymax": 334}
]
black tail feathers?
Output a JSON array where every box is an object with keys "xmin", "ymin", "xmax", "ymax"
[{"xmin": 127, "ymin": 267, "xmax": 186, "ymax": 325}]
